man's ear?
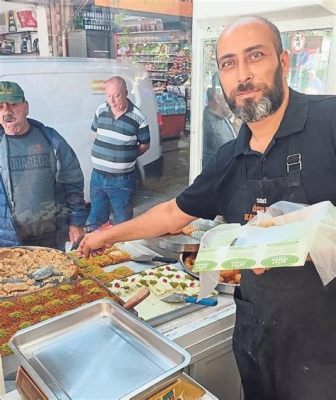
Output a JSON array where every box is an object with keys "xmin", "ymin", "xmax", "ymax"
[
  {"xmin": 24, "ymin": 101, "xmax": 29, "ymax": 116},
  {"xmin": 280, "ymin": 50, "xmax": 289, "ymax": 78}
]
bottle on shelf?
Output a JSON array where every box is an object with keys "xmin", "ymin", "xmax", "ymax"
[{"xmin": 8, "ymin": 10, "xmax": 17, "ymax": 33}]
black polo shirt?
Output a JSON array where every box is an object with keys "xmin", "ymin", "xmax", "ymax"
[{"xmin": 176, "ymin": 89, "xmax": 336, "ymax": 223}]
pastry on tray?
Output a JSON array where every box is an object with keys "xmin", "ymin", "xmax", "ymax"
[
  {"xmin": 110, "ymin": 265, "xmax": 200, "ymax": 298},
  {"xmin": 70, "ymin": 245, "xmax": 131, "ymax": 268},
  {"xmin": 0, "ymin": 247, "xmax": 77, "ymax": 297},
  {"xmin": 69, "ymin": 245, "xmax": 133, "ymax": 285},
  {"xmin": 0, "ymin": 278, "xmax": 120, "ymax": 357}
]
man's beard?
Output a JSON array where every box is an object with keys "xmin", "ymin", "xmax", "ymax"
[{"xmin": 223, "ymin": 62, "xmax": 285, "ymax": 123}]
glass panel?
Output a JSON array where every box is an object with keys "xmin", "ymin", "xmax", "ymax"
[
  {"xmin": 0, "ymin": 1, "xmax": 192, "ymax": 249},
  {"xmin": 281, "ymin": 28, "xmax": 332, "ymax": 94},
  {"xmin": 202, "ymin": 39, "xmax": 240, "ymax": 168},
  {"xmin": 200, "ymin": 28, "xmax": 333, "ymax": 170},
  {"xmin": 112, "ymin": 11, "xmax": 192, "ymax": 215}
]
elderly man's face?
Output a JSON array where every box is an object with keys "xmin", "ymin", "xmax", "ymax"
[
  {"xmin": 105, "ymin": 80, "xmax": 128, "ymax": 114},
  {"xmin": 0, "ymin": 101, "xmax": 29, "ymax": 135},
  {"xmin": 216, "ymin": 21, "xmax": 289, "ymax": 123}
]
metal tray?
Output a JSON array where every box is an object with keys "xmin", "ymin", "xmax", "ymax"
[
  {"xmin": 108, "ymin": 265, "xmax": 216, "ymax": 327},
  {"xmin": 1, "ymin": 276, "xmax": 133, "ymax": 379},
  {"xmin": 144, "ymin": 219, "xmax": 221, "ymax": 252},
  {"xmin": 9, "ymin": 298, "xmax": 191, "ymax": 400},
  {"xmin": 103, "ymin": 241, "xmax": 165, "ymax": 274},
  {"xmin": 179, "ymin": 253, "xmax": 238, "ymax": 295}
]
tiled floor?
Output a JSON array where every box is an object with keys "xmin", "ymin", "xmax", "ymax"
[{"xmin": 134, "ymin": 134, "xmax": 190, "ymax": 216}]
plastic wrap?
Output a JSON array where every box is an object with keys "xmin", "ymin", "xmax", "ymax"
[{"xmin": 195, "ymin": 201, "xmax": 336, "ymax": 298}]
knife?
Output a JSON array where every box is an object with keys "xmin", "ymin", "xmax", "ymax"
[
  {"xmin": 130, "ymin": 254, "xmax": 178, "ymax": 264},
  {"xmin": 65, "ymin": 235, "xmax": 85, "ymax": 252},
  {"xmin": 161, "ymin": 293, "xmax": 218, "ymax": 306}
]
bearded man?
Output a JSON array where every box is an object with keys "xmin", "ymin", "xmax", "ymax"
[{"xmin": 79, "ymin": 16, "xmax": 336, "ymax": 400}]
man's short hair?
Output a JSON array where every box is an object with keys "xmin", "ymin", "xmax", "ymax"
[
  {"xmin": 255, "ymin": 16, "xmax": 283, "ymax": 56},
  {"xmin": 219, "ymin": 16, "xmax": 283, "ymax": 57},
  {"xmin": 104, "ymin": 76, "xmax": 127, "ymax": 91}
]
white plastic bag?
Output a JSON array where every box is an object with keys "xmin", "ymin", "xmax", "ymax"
[{"xmin": 196, "ymin": 201, "xmax": 336, "ymax": 298}]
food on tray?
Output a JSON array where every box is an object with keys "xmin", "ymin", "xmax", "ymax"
[
  {"xmin": 182, "ymin": 252, "xmax": 241, "ymax": 285},
  {"xmin": 0, "ymin": 247, "xmax": 77, "ymax": 297},
  {"xmin": 69, "ymin": 245, "xmax": 132, "ymax": 285},
  {"xmin": 77, "ymin": 265, "xmax": 135, "ymax": 285},
  {"xmin": 148, "ymin": 376, "xmax": 205, "ymax": 400},
  {"xmin": 77, "ymin": 264, "xmax": 134, "ymax": 285},
  {"xmin": 181, "ymin": 224, "xmax": 198, "ymax": 236},
  {"xmin": 71, "ymin": 245, "xmax": 131, "ymax": 268},
  {"xmin": 76, "ymin": 264, "xmax": 116, "ymax": 285},
  {"xmin": 110, "ymin": 265, "xmax": 199, "ymax": 298},
  {"xmin": 110, "ymin": 266, "xmax": 203, "ymax": 322},
  {"xmin": 0, "ymin": 278, "xmax": 121, "ymax": 357},
  {"xmin": 111, "ymin": 266, "xmax": 135, "ymax": 279},
  {"xmin": 184, "ymin": 252, "xmax": 197, "ymax": 270},
  {"xmin": 219, "ymin": 269, "xmax": 241, "ymax": 284}
]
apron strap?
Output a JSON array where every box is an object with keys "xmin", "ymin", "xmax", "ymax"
[{"xmin": 287, "ymin": 133, "xmax": 302, "ymax": 174}]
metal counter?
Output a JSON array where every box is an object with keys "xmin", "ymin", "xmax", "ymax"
[{"xmin": 2, "ymin": 240, "xmax": 238, "ymax": 399}]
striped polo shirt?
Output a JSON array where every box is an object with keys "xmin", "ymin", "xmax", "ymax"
[{"xmin": 91, "ymin": 100, "xmax": 150, "ymax": 175}]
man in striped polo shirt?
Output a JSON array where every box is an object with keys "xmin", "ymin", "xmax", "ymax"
[{"xmin": 89, "ymin": 76, "xmax": 150, "ymax": 228}]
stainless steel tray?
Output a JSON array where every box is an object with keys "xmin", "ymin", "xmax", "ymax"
[
  {"xmin": 145, "ymin": 218, "xmax": 221, "ymax": 252},
  {"xmin": 179, "ymin": 253, "xmax": 238, "ymax": 295},
  {"xmin": 9, "ymin": 298, "xmax": 191, "ymax": 400},
  {"xmin": 103, "ymin": 241, "xmax": 165, "ymax": 274}
]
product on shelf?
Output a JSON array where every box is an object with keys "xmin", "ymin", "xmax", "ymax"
[{"xmin": 156, "ymin": 92, "xmax": 186, "ymax": 115}]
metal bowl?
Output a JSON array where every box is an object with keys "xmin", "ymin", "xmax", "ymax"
[{"xmin": 144, "ymin": 218, "xmax": 221, "ymax": 253}]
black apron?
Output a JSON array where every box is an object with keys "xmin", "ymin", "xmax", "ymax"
[{"xmin": 226, "ymin": 133, "xmax": 336, "ymax": 400}]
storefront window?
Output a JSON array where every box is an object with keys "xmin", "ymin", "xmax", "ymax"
[
  {"xmin": 281, "ymin": 29, "xmax": 332, "ymax": 94},
  {"xmin": 200, "ymin": 28, "xmax": 332, "ymax": 169},
  {"xmin": 202, "ymin": 39, "xmax": 239, "ymax": 168},
  {"xmin": 0, "ymin": 0, "xmax": 192, "ymax": 249}
]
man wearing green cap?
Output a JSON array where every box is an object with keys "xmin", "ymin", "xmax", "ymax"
[{"xmin": 0, "ymin": 81, "xmax": 87, "ymax": 249}]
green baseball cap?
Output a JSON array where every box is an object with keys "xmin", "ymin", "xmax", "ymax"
[{"xmin": 0, "ymin": 81, "xmax": 25, "ymax": 103}]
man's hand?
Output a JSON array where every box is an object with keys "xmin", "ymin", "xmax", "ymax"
[
  {"xmin": 77, "ymin": 231, "xmax": 114, "ymax": 258},
  {"xmin": 137, "ymin": 143, "xmax": 150, "ymax": 156},
  {"xmin": 252, "ymin": 268, "xmax": 271, "ymax": 275},
  {"xmin": 252, "ymin": 268, "xmax": 266, "ymax": 275},
  {"xmin": 68, "ymin": 225, "xmax": 84, "ymax": 243}
]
